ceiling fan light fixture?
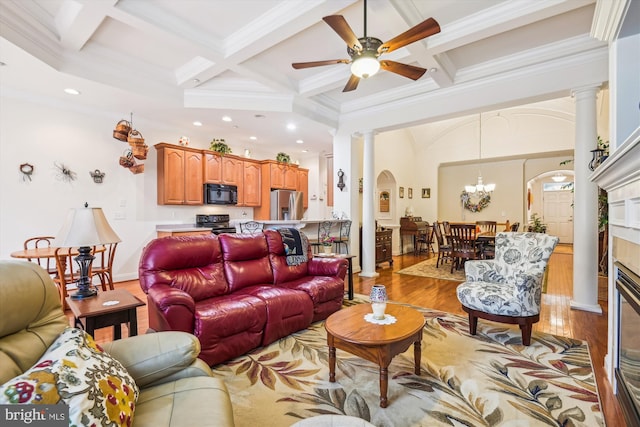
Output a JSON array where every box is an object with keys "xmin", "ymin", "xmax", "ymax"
[{"xmin": 350, "ymin": 55, "xmax": 379, "ymax": 79}]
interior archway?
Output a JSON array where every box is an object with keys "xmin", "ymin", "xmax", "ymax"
[{"xmin": 527, "ymin": 169, "xmax": 574, "ymax": 243}]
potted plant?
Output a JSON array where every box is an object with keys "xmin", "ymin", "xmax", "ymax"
[
  {"xmin": 210, "ymin": 139, "xmax": 232, "ymax": 155},
  {"xmin": 321, "ymin": 235, "xmax": 334, "ymax": 254},
  {"xmin": 528, "ymin": 213, "xmax": 547, "ymax": 233},
  {"xmin": 276, "ymin": 152, "xmax": 291, "ymax": 163}
]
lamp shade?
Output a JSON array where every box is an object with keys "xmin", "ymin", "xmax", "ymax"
[{"xmin": 53, "ymin": 207, "xmax": 121, "ymax": 247}]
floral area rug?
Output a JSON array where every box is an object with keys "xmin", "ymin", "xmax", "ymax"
[
  {"xmin": 211, "ymin": 297, "xmax": 604, "ymax": 427},
  {"xmin": 396, "ymin": 256, "xmax": 465, "ymax": 281}
]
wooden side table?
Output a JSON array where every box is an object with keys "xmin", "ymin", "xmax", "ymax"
[{"xmin": 66, "ymin": 289, "xmax": 145, "ymax": 339}]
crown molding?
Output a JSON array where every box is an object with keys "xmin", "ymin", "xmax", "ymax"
[{"xmin": 591, "ymin": 0, "xmax": 630, "ymax": 42}]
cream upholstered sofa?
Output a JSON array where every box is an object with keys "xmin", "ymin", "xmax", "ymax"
[{"xmin": 0, "ymin": 260, "xmax": 235, "ymax": 427}]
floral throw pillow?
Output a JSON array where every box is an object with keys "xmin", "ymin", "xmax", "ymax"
[{"xmin": 0, "ymin": 327, "xmax": 139, "ymax": 427}]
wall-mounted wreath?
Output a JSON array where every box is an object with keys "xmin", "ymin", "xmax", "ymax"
[{"xmin": 460, "ymin": 190, "xmax": 491, "ymax": 212}]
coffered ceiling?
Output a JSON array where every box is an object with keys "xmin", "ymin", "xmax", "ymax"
[{"xmin": 0, "ymin": 0, "xmax": 608, "ymax": 156}]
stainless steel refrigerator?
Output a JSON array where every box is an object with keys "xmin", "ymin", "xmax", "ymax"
[{"xmin": 270, "ymin": 190, "xmax": 304, "ymax": 220}]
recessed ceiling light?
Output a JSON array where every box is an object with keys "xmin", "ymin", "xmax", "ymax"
[
  {"xmin": 429, "ymin": 68, "xmax": 438, "ymax": 73},
  {"xmin": 296, "ymin": 139, "xmax": 304, "ymax": 144},
  {"xmin": 286, "ymin": 123, "xmax": 296, "ymax": 131},
  {"xmin": 193, "ymin": 78, "xmax": 200, "ymax": 84},
  {"xmin": 249, "ymin": 136, "xmax": 257, "ymax": 140},
  {"xmin": 64, "ymin": 88, "xmax": 80, "ymax": 95},
  {"xmin": 302, "ymin": 149, "xmax": 308, "ymax": 153},
  {"xmin": 255, "ymin": 114, "xmax": 265, "ymax": 118},
  {"xmin": 193, "ymin": 121, "xmax": 203, "ymax": 126},
  {"xmin": 0, "ymin": 61, "xmax": 6, "ymax": 66},
  {"xmin": 222, "ymin": 116, "xmax": 232, "ymax": 122}
]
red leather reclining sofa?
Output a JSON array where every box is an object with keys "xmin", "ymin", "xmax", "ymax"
[{"xmin": 138, "ymin": 230, "xmax": 348, "ymax": 366}]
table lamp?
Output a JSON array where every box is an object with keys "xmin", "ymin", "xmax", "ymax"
[{"xmin": 53, "ymin": 203, "xmax": 121, "ymax": 299}]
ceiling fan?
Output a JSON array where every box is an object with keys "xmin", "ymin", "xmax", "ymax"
[{"xmin": 292, "ymin": 0, "xmax": 440, "ymax": 92}]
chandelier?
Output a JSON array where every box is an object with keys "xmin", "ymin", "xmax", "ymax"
[{"xmin": 464, "ymin": 113, "xmax": 495, "ymax": 195}]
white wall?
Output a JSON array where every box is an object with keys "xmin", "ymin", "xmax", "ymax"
[{"xmin": 0, "ymin": 95, "xmax": 320, "ymax": 280}]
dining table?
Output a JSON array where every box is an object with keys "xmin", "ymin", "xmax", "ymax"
[{"xmin": 11, "ymin": 245, "xmax": 106, "ymax": 274}]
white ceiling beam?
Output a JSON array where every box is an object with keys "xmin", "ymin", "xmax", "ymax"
[{"xmin": 56, "ymin": 0, "xmax": 115, "ymax": 51}]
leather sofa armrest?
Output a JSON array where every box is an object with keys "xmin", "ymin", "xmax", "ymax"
[
  {"xmin": 100, "ymin": 331, "xmax": 212, "ymax": 389},
  {"xmin": 147, "ymin": 284, "xmax": 196, "ymax": 332},
  {"xmin": 308, "ymin": 257, "xmax": 348, "ymax": 279}
]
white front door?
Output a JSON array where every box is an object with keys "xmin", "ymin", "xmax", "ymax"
[{"xmin": 543, "ymin": 190, "xmax": 574, "ymax": 243}]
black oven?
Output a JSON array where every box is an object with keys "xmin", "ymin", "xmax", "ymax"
[{"xmin": 204, "ymin": 184, "xmax": 237, "ymax": 205}]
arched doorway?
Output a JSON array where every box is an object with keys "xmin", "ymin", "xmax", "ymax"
[{"xmin": 527, "ymin": 170, "xmax": 574, "ymax": 244}]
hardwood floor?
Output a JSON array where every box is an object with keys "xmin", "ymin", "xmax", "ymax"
[{"xmin": 68, "ymin": 247, "xmax": 625, "ymax": 426}]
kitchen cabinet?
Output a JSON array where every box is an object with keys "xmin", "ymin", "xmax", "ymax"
[
  {"xmin": 155, "ymin": 143, "xmax": 203, "ymax": 205},
  {"xmin": 268, "ymin": 162, "xmax": 297, "ymax": 190},
  {"xmin": 297, "ymin": 168, "xmax": 309, "ymax": 209},
  {"xmin": 221, "ymin": 156, "xmax": 242, "ymax": 186},
  {"xmin": 204, "ymin": 153, "xmax": 222, "ymax": 183},
  {"xmin": 242, "ymin": 160, "xmax": 261, "ymax": 207},
  {"xmin": 157, "ymin": 230, "xmax": 210, "ymax": 238},
  {"xmin": 375, "ymin": 229, "xmax": 393, "ymax": 266}
]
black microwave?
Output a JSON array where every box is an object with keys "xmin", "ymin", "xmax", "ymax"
[{"xmin": 204, "ymin": 184, "xmax": 237, "ymax": 205}]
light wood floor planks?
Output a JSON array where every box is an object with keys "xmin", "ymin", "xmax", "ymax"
[{"xmin": 67, "ymin": 247, "xmax": 625, "ymax": 426}]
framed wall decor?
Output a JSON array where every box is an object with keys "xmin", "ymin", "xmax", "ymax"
[
  {"xmin": 399, "ymin": 187, "xmax": 404, "ymax": 198},
  {"xmin": 408, "ymin": 188, "xmax": 413, "ymax": 199},
  {"xmin": 422, "ymin": 188, "xmax": 431, "ymax": 198}
]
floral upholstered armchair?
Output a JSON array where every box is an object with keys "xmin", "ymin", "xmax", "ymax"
[{"xmin": 456, "ymin": 232, "xmax": 559, "ymax": 345}]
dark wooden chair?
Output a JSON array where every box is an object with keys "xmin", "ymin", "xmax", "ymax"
[
  {"xmin": 476, "ymin": 221, "xmax": 497, "ymax": 259},
  {"xmin": 510, "ymin": 222, "xmax": 520, "ymax": 231},
  {"xmin": 449, "ymin": 224, "xmax": 482, "ymax": 273},
  {"xmin": 433, "ymin": 222, "xmax": 452, "ymax": 267}
]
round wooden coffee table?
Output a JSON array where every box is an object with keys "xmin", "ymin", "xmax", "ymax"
[{"xmin": 325, "ymin": 303, "xmax": 425, "ymax": 408}]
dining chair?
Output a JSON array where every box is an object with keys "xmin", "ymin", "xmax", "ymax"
[
  {"xmin": 432, "ymin": 222, "xmax": 452, "ymax": 268},
  {"xmin": 442, "ymin": 221, "xmax": 452, "ymax": 244},
  {"xmin": 23, "ymin": 236, "xmax": 57, "ymax": 276},
  {"xmin": 414, "ymin": 225, "xmax": 434, "ymax": 255},
  {"xmin": 510, "ymin": 222, "xmax": 520, "ymax": 231},
  {"xmin": 456, "ymin": 232, "xmax": 559, "ymax": 345},
  {"xmin": 476, "ymin": 221, "xmax": 497, "ymax": 233},
  {"xmin": 91, "ymin": 242, "xmax": 118, "ymax": 291},
  {"xmin": 239, "ymin": 221, "xmax": 264, "ymax": 234},
  {"xmin": 310, "ymin": 221, "xmax": 333, "ymax": 254},
  {"xmin": 333, "ymin": 220, "xmax": 352, "ymax": 254},
  {"xmin": 53, "ymin": 247, "xmax": 84, "ymax": 310},
  {"xmin": 449, "ymin": 224, "xmax": 482, "ymax": 273},
  {"xmin": 476, "ymin": 221, "xmax": 497, "ymax": 259}
]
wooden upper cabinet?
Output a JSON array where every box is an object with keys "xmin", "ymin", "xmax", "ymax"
[
  {"xmin": 297, "ymin": 168, "xmax": 309, "ymax": 208},
  {"xmin": 221, "ymin": 156, "xmax": 242, "ymax": 186},
  {"xmin": 184, "ymin": 150, "xmax": 204, "ymax": 204},
  {"xmin": 269, "ymin": 163, "xmax": 286, "ymax": 189},
  {"xmin": 204, "ymin": 153, "xmax": 222, "ymax": 183},
  {"xmin": 156, "ymin": 143, "xmax": 203, "ymax": 205},
  {"xmin": 242, "ymin": 160, "xmax": 261, "ymax": 207},
  {"xmin": 283, "ymin": 165, "xmax": 298, "ymax": 190}
]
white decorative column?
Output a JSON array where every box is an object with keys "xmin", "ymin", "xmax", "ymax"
[
  {"xmin": 360, "ymin": 130, "xmax": 378, "ymax": 277},
  {"xmin": 571, "ymin": 85, "xmax": 602, "ymax": 313}
]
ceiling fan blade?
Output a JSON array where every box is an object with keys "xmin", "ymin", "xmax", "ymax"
[
  {"xmin": 380, "ymin": 60, "xmax": 427, "ymax": 80},
  {"xmin": 378, "ymin": 17, "xmax": 440, "ymax": 54},
  {"xmin": 323, "ymin": 15, "xmax": 363, "ymax": 51},
  {"xmin": 343, "ymin": 74, "xmax": 360, "ymax": 92},
  {"xmin": 292, "ymin": 59, "xmax": 350, "ymax": 69}
]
